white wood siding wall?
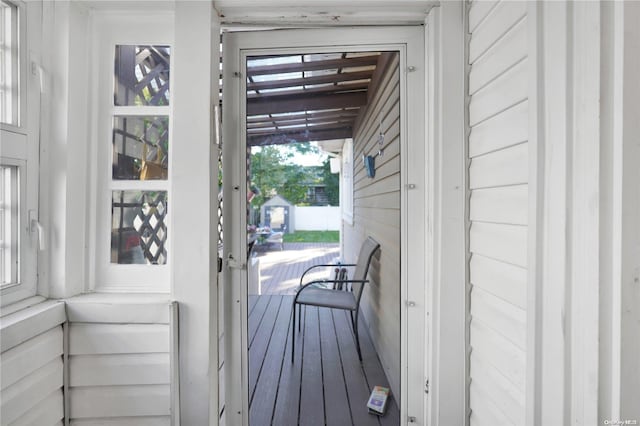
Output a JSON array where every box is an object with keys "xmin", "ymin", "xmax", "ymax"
[
  {"xmin": 344, "ymin": 52, "xmax": 401, "ymax": 395},
  {"xmin": 0, "ymin": 300, "xmax": 66, "ymax": 426},
  {"xmin": 65, "ymin": 296, "xmax": 173, "ymax": 425},
  {"xmin": 467, "ymin": 1, "xmax": 528, "ymax": 425}
]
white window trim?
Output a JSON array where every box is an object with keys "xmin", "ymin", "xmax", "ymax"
[
  {"xmin": 0, "ymin": 0, "xmax": 39, "ymax": 308},
  {"xmin": 89, "ymin": 12, "xmax": 174, "ymax": 292},
  {"xmin": 0, "ymin": 0, "xmax": 26, "ymax": 131}
]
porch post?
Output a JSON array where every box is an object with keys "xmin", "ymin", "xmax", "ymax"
[{"xmin": 172, "ymin": 2, "xmax": 218, "ymax": 424}]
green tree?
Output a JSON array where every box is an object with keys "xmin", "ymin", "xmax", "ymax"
[
  {"xmin": 322, "ymin": 158, "xmax": 339, "ymax": 205},
  {"xmin": 249, "ymin": 143, "xmax": 339, "ymax": 218}
]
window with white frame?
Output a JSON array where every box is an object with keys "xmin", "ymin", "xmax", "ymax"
[
  {"xmin": 1, "ymin": 0, "xmax": 38, "ymax": 306},
  {"xmin": 92, "ymin": 15, "xmax": 173, "ymax": 291},
  {"xmin": 0, "ymin": 165, "xmax": 18, "ymax": 286},
  {"xmin": 0, "ymin": 0, "xmax": 19, "ymax": 126}
]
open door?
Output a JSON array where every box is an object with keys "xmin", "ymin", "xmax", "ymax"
[{"xmin": 222, "ymin": 26, "xmax": 426, "ymax": 426}]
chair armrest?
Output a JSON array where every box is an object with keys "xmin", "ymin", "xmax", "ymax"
[
  {"xmin": 294, "ymin": 278, "xmax": 370, "ymax": 301},
  {"xmin": 299, "ymin": 263, "xmax": 356, "ymax": 286}
]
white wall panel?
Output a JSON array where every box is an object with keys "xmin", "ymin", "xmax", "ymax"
[
  {"xmin": 69, "ymin": 324, "xmax": 169, "ymax": 355},
  {"xmin": 469, "ymin": 100, "xmax": 528, "ymax": 158},
  {"xmin": 67, "ymin": 299, "xmax": 172, "ymax": 424},
  {"xmin": 467, "ymin": 1, "xmax": 530, "ymax": 423},
  {"xmin": 345, "ymin": 52, "xmax": 401, "ymax": 395},
  {"xmin": 70, "ymin": 385, "xmax": 170, "ymax": 418},
  {"xmin": 0, "ymin": 303, "xmax": 65, "ymax": 426}
]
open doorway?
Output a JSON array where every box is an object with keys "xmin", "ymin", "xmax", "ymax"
[
  {"xmin": 243, "ymin": 50, "xmax": 401, "ymax": 425},
  {"xmin": 221, "ymin": 26, "xmax": 426, "ymax": 426}
]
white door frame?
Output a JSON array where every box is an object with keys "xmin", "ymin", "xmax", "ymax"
[{"xmin": 222, "ymin": 26, "xmax": 426, "ymax": 426}]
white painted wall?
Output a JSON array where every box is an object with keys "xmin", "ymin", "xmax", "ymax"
[
  {"xmin": 425, "ymin": 4, "xmax": 466, "ymax": 425},
  {"xmin": 65, "ymin": 295, "xmax": 174, "ymax": 425},
  {"xmin": 0, "ymin": 301, "xmax": 66, "ymax": 426},
  {"xmin": 344, "ymin": 52, "xmax": 402, "ymax": 397},
  {"xmin": 172, "ymin": 3, "xmax": 219, "ymax": 424},
  {"xmin": 466, "ymin": 2, "xmax": 529, "ymax": 425},
  {"xmin": 294, "ymin": 206, "xmax": 340, "ymax": 231}
]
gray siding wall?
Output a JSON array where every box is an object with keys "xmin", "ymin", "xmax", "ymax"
[
  {"xmin": 467, "ymin": 1, "xmax": 528, "ymax": 425},
  {"xmin": 0, "ymin": 300, "xmax": 66, "ymax": 426},
  {"xmin": 344, "ymin": 52, "xmax": 401, "ymax": 396}
]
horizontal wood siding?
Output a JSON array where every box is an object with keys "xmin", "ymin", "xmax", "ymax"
[
  {"xmin": 66, "ymin": 298, "xmax": 172, "ymax": 424},
  {"xmin": 0, "ymin": 302, "xmax": 65, "ymax": 426},
  {"xmin": 344, "ymin": 52, "xmax": 400, "ymax": 396},
  {"xmin": 467, "ymin": 1, "xmax": 528, "ymax": 425}
]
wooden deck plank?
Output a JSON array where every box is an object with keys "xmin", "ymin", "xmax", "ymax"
[
  {"xmin": 357, "ymin": 312, "xmax": 400, "ymax": 424},
  {"xmin": 249, "ymin": 297, "xmax": 293, "ymax": 425},
  {"xmin": 319, "ymin": 308, "xmax": 353, "ymax": 426},
  {"xmin": 248, "ymin": 296, "xmax": 271, "ymax": 346},
  {"xmin": 248, "ymin": 293, "xmax": 398, "ymax": 426},
  {"xmin": 332, "ymin": 310, "xmax": 380, "ymax": 426},
  {"xmin": 272, "ymin": 300, "xmax": 305, "ymax": 425},
  {"xmin": 257, "ymin": 243, "xmax": 340, "ymax": 295},
  {"xmin": 249, "ymin": 295, "xmax": 259, "ymax": 317},
  {"xmin": 249, "ymin": 296, "xmax": 284, "ymax": 396},
  {"xmin": 299, "ymin": 306, "xmax": 325, "ymax": 426}
]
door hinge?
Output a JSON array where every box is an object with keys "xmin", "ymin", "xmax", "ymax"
[
  {"xmin": 408, "ymin": 416, "xmax": 417, "ymax": 423},
  {"xmin": 425, "ymin": 379, "xmax": 429, "ymax": 394},
  {"xmin": 233, "ymin": 71, "xmax": 242, "ymax": 78}
]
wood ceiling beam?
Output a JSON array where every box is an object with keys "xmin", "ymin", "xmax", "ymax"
[
  {"xmin": 246, "ymin": 55, "xmax": 379, "ymax": 76},
  {"xmin": 246, "ymin": 109, "xmax": 359, "ymax": 124},
  {"xmin": 247, "ymin": 122, "xmax": 352, "ymax": 136},
  {"xmin": 248, "ymin": 127, "xmax": 353, "ymax": 146},
  {"xmin": 247, "ymin": 117, "xmax": 356, "ymax": 131},
  {"xmin": 248, "ymin": 82, "xmax": 369, "ymax": 99},
  {"xmin": 247, "ymin": 92, "xmax": 367, "ymax": 115},
  {"xmin": 247, "ymin": 70, "xmax": 374, "ymax": 91}
]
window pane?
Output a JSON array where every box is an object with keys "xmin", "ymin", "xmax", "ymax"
[
  {"xmin": 0, "ymin": 1, "xmax": 19, "ymax": 125},
  {"xmin": 114, "ymin": 45, "xmax": 170, "ymax": 106},
  {"xmin": 0, "ymin": 165, "xmax": 18, "ymax": 286},
  {"xmin": 111, "ymin": 190, "xmax": 167, "ymax": 265},
  {"xmin": 112, "ymin": 116, "xmax": 169, "ymax": 180}
]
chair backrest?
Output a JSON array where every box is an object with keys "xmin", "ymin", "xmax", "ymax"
[{"xmin": 351, "ymin": 237, "xmax": 381, "ymax": 306}]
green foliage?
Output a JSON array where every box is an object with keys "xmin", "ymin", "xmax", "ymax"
[
  {"xmin": 249, "ymin": 143, "xmax": 339, "ymax": 209},
  {"xmin": 322, "ymin": 159, "xmax": 339, "ymax": 206},
  {"xmin": 283, "ymin": 231, "xmax": 340, "ymax": 243}
]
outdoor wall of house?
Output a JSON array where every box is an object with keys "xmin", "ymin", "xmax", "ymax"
[
  {"xmin": 467, "ymin": 1, "xmax": 528, "ymax": 424},
  {"xmin": 65, "ymin": 295, "xmax": 173, "ymax": 425},
  {"xmin": 0, "ymin": 300, "xmax": 66, "ymax": 425},
  {"xmin": 344, "ymin": 52, "xmax": 401, "ymax": 395}
]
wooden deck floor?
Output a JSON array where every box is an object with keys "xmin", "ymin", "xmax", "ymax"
[
  {"xmin": 248, "ymin": 295, "xmax": 400, "ymax": 426},
  {"xmin": 254, "ymin": 243, "xmax": 340, "ymax": 295}
]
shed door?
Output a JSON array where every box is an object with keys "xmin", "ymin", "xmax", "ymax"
[{"xmin": 467, "ymin": 2, "xmax": 530, "ymax": 425}]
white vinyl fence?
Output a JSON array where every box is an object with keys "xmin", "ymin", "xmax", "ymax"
[{"xmin": 294, "ymin": 206, "xmax": 340, "ymax": 231}]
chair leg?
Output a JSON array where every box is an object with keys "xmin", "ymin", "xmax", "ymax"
[
  {"xmin": 291, "ymin": 300, "xmax": 296, "ymax": 363},
  {"xmin": 354, "ymin": 310, "xmax": 362, "ymax": 361}
]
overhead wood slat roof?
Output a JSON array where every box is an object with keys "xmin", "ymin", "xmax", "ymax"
[{"xmin": 246, "ymin": 52, "xmax": 386, "ymax": 146}]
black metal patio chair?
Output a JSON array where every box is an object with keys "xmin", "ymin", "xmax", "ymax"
[{"xmin": 291, "ymin": 236, "xmax": 380, "ymax": 362}]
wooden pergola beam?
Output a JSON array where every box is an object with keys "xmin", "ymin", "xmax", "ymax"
[
  {"xmin": 248, "ymin": 82, "xmax": 369, "ymax": 99},
  {"xmin": 247, "ymin": 70, "xmax": 374, "ymax": 91},
  {"xmin": 247, "ymin": 92, "xmax": 367, "ymax": 115},
  {"xmin": 246, "ymin": 55, "xmax": 379, "ymax": 76},
  {"xmin": 248, "ymin": 127, "xmax": 353, "ymax": 146},
  {"xmin": 247, "ymin": 117, "xmax": 356, "ymax": 131},
  {"xmin": 247, "ymin": 122, "xmax": 351, "ymax": 136},
  {"xmin": 246, "ymin": 109, "xmax": 359, "ymax": 124}
]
